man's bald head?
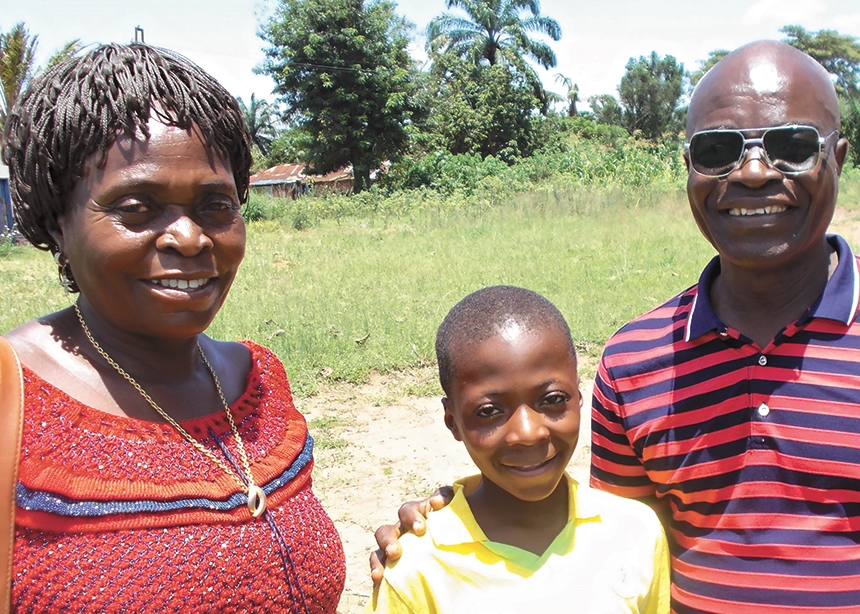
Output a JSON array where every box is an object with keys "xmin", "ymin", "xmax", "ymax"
[{"xmin": 688, "ymin": 41, "xmax": 840, "ymax": 135}]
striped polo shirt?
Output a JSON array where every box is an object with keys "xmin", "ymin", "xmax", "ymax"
[{"xmin": 590, "ymin": 234, "xmax": 860, "ymax": 614}]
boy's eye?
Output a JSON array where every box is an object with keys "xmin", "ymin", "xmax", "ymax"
[
  {"xmin": 475, "ymin": 405, "xmax": 502, "ymax": 418},
  {"xmin": 542, "ymin": 392, "xmax": 570, "ymax": 406}
]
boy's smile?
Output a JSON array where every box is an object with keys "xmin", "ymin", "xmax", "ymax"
[{"xmin": 443, "ymin": 324, "xmax": 581, "ymax": 504}]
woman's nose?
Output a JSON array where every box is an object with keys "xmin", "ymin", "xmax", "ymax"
[{"xmin": 156, "ymin": 211, "xmax": 214, "ymax": 256}]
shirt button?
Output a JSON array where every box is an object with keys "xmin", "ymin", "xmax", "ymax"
[
  {"xmin": 758, "ymin": 355, "xmax": 767, "ymax": 366},
  {"xmin": 757, "ymin": 403, "xmax": 770, "ymax": 417}
]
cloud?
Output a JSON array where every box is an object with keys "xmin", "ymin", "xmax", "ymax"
[{"xmin": 742, "ymin": 0, "xmax": 827, "ymax": 27}]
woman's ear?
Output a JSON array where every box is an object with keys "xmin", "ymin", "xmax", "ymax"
[
  {"xmin": 442, "ymin": 398, "xmax": 463, "ymax": 442},
  {"xmin": 48, "ymin": 216, "xmax": 67, "ymax": 256}
]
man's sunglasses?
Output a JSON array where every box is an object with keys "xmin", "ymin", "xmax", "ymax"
[{"xmin": 685, "ymin": 125, "xmax": 839, "ymax": 177}]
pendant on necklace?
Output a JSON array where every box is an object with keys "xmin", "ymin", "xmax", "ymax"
[{"xmin": 248, "ymin": 484, "xmax": 267, "ymax": 517}]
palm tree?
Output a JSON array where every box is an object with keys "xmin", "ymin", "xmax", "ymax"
[
  {"xmin": 0, "ymin": 23, "xmax": 82, "ymax": 125},
  {"xmin": 237, "ymin": 94, "xmax": 278, "ymax": 156},
  {"xmin": 553, "ymin": 73, "xmax": 579, "ymax": 116},
  {"xmin": 427, "ymin": 0, "xmax": 561, "ymax": 107},
  {"xmin": 0, "ymin": 23, "xmax": 38, "ymax": 123}
]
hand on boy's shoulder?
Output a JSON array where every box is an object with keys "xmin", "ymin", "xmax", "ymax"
[{"xmin": 370, "ymin": 486, "xmax": 455, "ymax": 585}]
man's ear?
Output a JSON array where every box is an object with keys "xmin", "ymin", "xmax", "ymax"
[
  {"xmin": 834, "ymin": 137, "xmax": 850, "ymax": 177},
  {"xmin": 683, "ymin": 147, "xmax": 691, "ymax": 172},
  {"xmin": 442, "ymin": 398, "xmax": 462, "ymax": 442}
]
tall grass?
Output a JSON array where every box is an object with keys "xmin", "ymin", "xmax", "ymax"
[
  {"xmin": 5, "ymin": 171, "xmax": 859, "ymax": 397},
  {"xmin": 215, "ymin": 186, "xmax": 712, "ymax": 396}
]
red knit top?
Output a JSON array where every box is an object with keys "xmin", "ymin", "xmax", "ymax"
[{"xmin": 11, "ymin": 341, "xmax": 345, "ymax": 613}]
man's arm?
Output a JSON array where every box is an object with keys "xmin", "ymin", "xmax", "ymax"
[
  {"xmin": 369, "ymin": 487, "xmax": 454, "ymax": 584},
  {"xmin": 589, "ymin": 358, "xmax": 667, "ymax": 520}
]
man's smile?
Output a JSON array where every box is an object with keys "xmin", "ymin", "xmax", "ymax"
[{"xmin": 727, "ymin": 205, "xmax": 788, "ymax": 216}]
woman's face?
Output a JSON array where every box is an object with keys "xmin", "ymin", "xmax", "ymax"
[{"xmin": 54, "ymin": 119, "xmax": 246, "ymax": 340}]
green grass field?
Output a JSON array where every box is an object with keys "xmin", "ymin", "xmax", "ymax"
[{"xmin": 3, "ymin": 168, "xmax": 859, "ymax": 396}]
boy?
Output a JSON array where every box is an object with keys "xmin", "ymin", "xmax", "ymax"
[{"xmin": 368, "ymin": 286, "xmax": 669, "ymax": 613}]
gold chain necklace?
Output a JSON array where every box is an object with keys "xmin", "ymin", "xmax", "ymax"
[{"xmin": 74, "ymin": 303, "xmax": 267, "ymax": 518}]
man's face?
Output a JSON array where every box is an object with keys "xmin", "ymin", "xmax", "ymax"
[{"xmin": 685, "ymin": 50, "xmax": 848, "ymax": 271}]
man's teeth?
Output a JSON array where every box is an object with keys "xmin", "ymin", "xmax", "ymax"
[
  {"xmin": 151, "ymin": 278, "xmax": 209, "ymax": 289},
  {"xmin": 728, "ymin": 205, "xmax": 787, "ymax": 216}
]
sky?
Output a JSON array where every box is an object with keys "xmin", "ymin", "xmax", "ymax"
[{"xmin": 4, "ymin": 0, "xmax": 860, "ymax": 112}]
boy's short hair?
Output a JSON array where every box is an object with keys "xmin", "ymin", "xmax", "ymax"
[
  {"xmin": 2, "ymin": 43, "xmax": 252, "ymax": 254},
  {"xmin": 435, "ymin": 285, "xmax": 575, "ymax": 395}
]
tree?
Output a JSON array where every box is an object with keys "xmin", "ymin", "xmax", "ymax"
[
  {"xmin": 264, "ymin": 126, "xmax": 309, "ymax": 169},
  {"xmin": 587, "ymin": 94, "xmax": 623, "ymax": 127},
  {"xmin": 0, "ymin": 23, "xmax": 37, "ymax": 123},
  {"xmin": 259, "ymin": 0, "xmax": 419, "ymax": 194},
  {"xmin": 690, "ymin": 49, "xmax": 729, "ymax": 87},
  {"xmin": 425, "ymin": 52, "xmax": 542, "ymax": 160},
  {"xmin": 782, "ymin": 26, "xmax": 860, "ymax": 166},
  {"xmin": 618, "ymin": 52, "xmax": 684, "ymax": 140},
  {"xmin": 237, "ymin": 94, "xmax": 277, "ymax": 156},
  {"xmin": 553, "ymin": 74, "xmax": 579, "ymax": 117},
  {"xmin": 426, "ymin": 0, "xmax": 561, "ymax": 111},
  {"xmin": 0, "ymin": 23, "xmax": 82, "ymax": 125},
  {"xmin": 782, "ymin": 25, "xmax": 860, "ymax": 95}
]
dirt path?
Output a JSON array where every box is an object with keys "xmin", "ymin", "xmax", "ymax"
[{"xmin": 298, "ymin": 364, "xmax": 595, "ymax": 613}]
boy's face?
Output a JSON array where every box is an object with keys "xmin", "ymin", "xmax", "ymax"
[{"xmin": 443, "ymin": 324, "xmax": 581, "ymax": 502}]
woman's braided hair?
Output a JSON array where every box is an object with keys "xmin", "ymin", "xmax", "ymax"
[{"xmin": 2, "ymin": 43, "xmax": 252, "ymax": 254}]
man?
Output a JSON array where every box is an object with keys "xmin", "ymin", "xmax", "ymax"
[
  {"xmin": 591, "ymin": 41, "xmax": 853, "ymax": 612},
  {"xmin": 373, "ymin": 41, "xmax": 856, "ymax": 613}
]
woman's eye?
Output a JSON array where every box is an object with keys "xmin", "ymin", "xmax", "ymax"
[
  {"xmin": 201, "ymin": 198, "xmax": 240, "ymax": 216},
  {"xmin": 110, "ymin": 199, "xmax": 158, "ymax": 223},
  {"xmin": 114, "ymin": 200, "xmax": 152, "ymax": 214}
]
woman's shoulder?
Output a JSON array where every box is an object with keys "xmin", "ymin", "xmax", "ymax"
[
  {"xmin": 4, "ymin": 309, "xmax": 76, "ymax": 366},
  {"xmin": 4, "ymin": 309, "xmax": 108, "ymax": 403}
]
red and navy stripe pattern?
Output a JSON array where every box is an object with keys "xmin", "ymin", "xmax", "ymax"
[{"xmin": 591, "ymin": 235, "xmax": 860, "ymax": 613}]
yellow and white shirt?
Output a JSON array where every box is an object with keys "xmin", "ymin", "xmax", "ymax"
[{"xmin": 367, "ymin": 473, "xmax": 669, "ymax": 614}]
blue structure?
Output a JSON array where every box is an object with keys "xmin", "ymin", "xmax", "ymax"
[{"xmin": 0, "ymin": 162, "xmax": 12, "ymax": 232}]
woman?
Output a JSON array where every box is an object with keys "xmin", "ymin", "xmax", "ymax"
[{"xmin": 2, "ymin": 44, "xmax": 344, "ymax": 612}]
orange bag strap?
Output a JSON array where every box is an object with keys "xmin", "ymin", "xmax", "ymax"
[{"xmin": 0, "ymin": 337, "xmax": 23, "ymax": 614}]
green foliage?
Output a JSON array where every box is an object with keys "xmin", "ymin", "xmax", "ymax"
[
  {"xmin": 0, "ymin": 23, "xmax": 37, "ymax": 121},
  {"xmin": 552, "ymin": 74, "xmax": 579, "ymax": 117},
  {"xmin": 689, "ymin": 49, "xmax": 729, "ymax": 88},
  {"xmin": 259, "ymin": 0, "xmax": 419, "ymax": 193},
  {"xmin": 618, "ymin": 52, "xmax": 685, "ymax": 140},
  {"xmin": 423, "ymin": 54, "xmax": 543, "ymax": 161},
  {"xmin": 0, "ymin": 23, "xmax": 81, "ymax": 124},
  {"xmin": 842, "ymin": 94, "xmax": 860, "ymax": 168},
  {"xmin": 264, "ymin": 127, "xmax": 308, "ymax": 168},
  {"xmin": 385, "ymin": 115, "xmax": 684, "ymax": 194},
  {"xmin": 588, "ymin": 94, "xmax": 624, "ymax": 128},
  {"xmin": 426, "ymin": 0, "xmax": 562, "ymax": 110},
  {"xmin": 237, "ymin": 94, "xmax": 277, "ymax": 156},
  {"xmin": 782, "ymin": 25, "xmax": 860, "ymax": 95},
  {"xmin": 782, "ymin": 25, "xmax": 860, "ymax": 167},
  {"xmin": 0, "ymin": 234, "xmax": 12, "ymax": 258}
]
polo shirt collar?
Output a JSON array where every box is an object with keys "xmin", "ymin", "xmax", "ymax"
[
  {"xmin": 685, "ymin": 234, "xmax": 860, "ymax": 342},
  {"xmin": 430, "ymin": 473, "xmax": 600, "ymax": 548}
]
